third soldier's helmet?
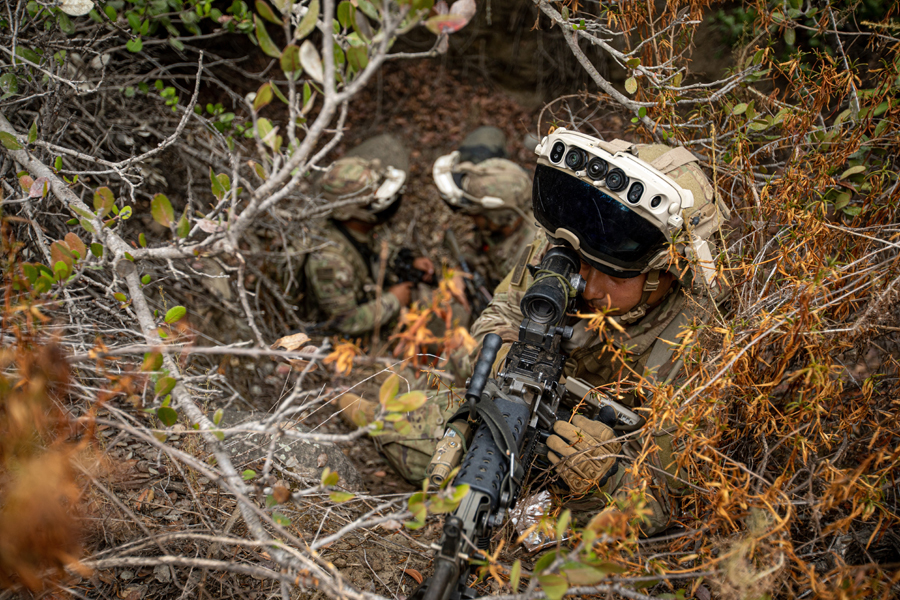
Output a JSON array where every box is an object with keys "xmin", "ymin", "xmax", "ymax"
[
  {"xmin": 433, "ymin": 127, "xmax": 532, "ymax": 227},
  {"xmin": 322, "ymin": 134, "xmax": 408, "ymax": 223}
]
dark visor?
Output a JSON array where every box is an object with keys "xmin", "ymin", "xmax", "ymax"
[{"xmin": 532, "ymin": 164, "xmax": 666, "ymax": 276}]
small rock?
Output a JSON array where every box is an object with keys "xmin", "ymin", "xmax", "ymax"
[
  {"xmin": 154, "ymin": 565, "xmax": 172, "ymax": 583},
  {"xmin": 119, "ymin": 570, "xmax": 134, "ymax": 581},
  {"xmin": 317, "ymin": 453, "xmax": 328, "ymax": 468}
]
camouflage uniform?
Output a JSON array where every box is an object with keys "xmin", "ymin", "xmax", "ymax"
[
  {"xmin": 303, "ymin": 220, "xmax": 402, "ymax": 337},
  {"xmin": 377, "ymin": 232, "xmax": 700, "ymax": 534}
]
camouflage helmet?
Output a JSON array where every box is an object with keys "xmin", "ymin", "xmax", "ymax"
[
  {"xmin": 434, "ymin": 127, "xmax": 532, "ymax": 227},
  {"xmin": 323, "ymin": 136, "xmax": 408, "ymax": 223},
  {"xmin": 322, "ymin": 157, "xmax": 404, "ymax": 223}
]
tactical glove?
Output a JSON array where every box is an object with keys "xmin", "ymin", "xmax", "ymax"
[{"xmin": 547, "ymin": 414, "xmax": 620, "ymax": 494}]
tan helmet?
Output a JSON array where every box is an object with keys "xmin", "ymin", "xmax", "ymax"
[
  {"xmin": 321, "ymin": 156, "xmax": 406, "ymax": 223},
  {"xmin": 532, "ymin": 128, "xmax": 729, "ymax": 321}
]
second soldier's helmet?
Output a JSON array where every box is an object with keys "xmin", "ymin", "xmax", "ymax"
[
  {"xmin": 433, "ymin": 126, "xmax": 532, "ymax": 227},
  {"xmin": 322, "ymin": 134, "xmax": 408, "ymax": 224}
]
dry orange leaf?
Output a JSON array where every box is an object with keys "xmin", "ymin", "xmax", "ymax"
[{"xmin": 403, "ymin": 568, "xmax": 424, "ymax": 585}]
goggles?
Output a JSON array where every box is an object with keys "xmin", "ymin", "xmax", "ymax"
[
  {"xmin": 532, "ymin": 129, "xmax": 695, "ymax": 276},
  {"xmin": 433, "ymin": 151, "xmax": 507, "ymax": 213}
]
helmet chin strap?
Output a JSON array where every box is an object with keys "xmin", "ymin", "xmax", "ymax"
[{"xmin": 616, "ymin": 269, "xmax": 660, "ymax": 324}]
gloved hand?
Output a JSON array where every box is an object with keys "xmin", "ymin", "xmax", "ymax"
[{"xmin": 547, "ymin": 413, "xmax": 620, "ymax": 494}]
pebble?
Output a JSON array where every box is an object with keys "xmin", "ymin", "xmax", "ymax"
[
  {"xmin": 154, "ymin": 564, "xmax": 172, "ymax": 583},
  {"xmin": 119, "ymin": 570, "xmax": 134, "ymax": 581}
]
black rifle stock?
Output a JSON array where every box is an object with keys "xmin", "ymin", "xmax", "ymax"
[{"xmin": 413, "ymin": 246, "xmax": 586, "ymax": 600}]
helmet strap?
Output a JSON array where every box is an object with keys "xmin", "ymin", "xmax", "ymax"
[{"xmin": 617, "ymin": 269, "xmax": 660, "ymax": 324}]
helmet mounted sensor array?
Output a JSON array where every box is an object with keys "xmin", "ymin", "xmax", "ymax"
[{"xmin": 532, "ymin": 128, "xmax": 695, "ymax": 278}]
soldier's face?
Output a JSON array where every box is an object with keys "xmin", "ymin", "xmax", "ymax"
[{"xmin": 578, "ymin": 258, "xmax": 672, "ymax": 315}]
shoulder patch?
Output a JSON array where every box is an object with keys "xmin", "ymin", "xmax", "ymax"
[
  {"xmin": 510, "ymin": 242, "xmax": 536, "ymax": 288},
  {"xmin": 315, "ymin": 267, "xmax": 335, "ymax": 281}
]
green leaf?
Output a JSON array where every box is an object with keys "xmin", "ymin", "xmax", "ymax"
[
  {"xmin": 0, "ymin": 132, "xmax": 23, "ymax": 151},
  {"xmin": 384, "ymin": 391, "xmax": 426, "ymax": 413},
  {"xmin": 34, "ymin": 275, "xmax": 53, "ymax": 294},
  {"xmin": 280, "ymin": 44, "xmax": 302, "ymax": 76},
  {"xmin": 295, "ymin": 0, "xmax": 318, "ymax": 40},
  {"xmin": 90, "ymin": 243, "xmax": 103, "ymax": 258},
  {"xmin": 379, "ymin": 374, "xmax": 399, "ymax": 406},
  {"xmin": 210, "ymin": 167, "xmax": 226, "ymax": 200},
  {"xmin": 556, "ymin": 509, "xmax": 571, "ymax": 539},
  {"xmin": 253, "ymin": 82, "xmax": 273, "ymax": 111},
  {"xmin": 624, "ymin": 77, "xmax": 637, "ymax": 95},
  {"xmin": 271, "ymin": 83, "xmax": 288, "ymax": 104},
  {"xmin": 242, "ymin": 469, "xmax": 257, "ymax": 480},
  {"xmin": 833, "ymin": 192, "xmax": 851, "ymax": 209},
  {"xmin": 537, "ymin": 574, "xmax": 567, "ymax": 600},
  {"xmin": 93, "ymin": 186, "xmax": 115, "ymax": 217},
  {"xmin": 126, "ymin": 37, "xmax": 143, "ymax": 53},
  {"xmin": 346, "ymin": 45, "xmax": 367, "ymax": 72},
  {"xmin": 329, "ymin": 491, "xmax": 355, "ymax": 503},
  {"xmin": 254, "ymin": 15, "xmax": 281, "ymax": 58},
  {"xmin": 53, "ymin": 261, "xmax": 70, "ymax": 281},
  {"xmin": 80, "ymin": 219, "xmax": 97, "ymax": 235},
  {"xmin": 141, "ymin": 274, "xmax": 151, "ymax": 285},
  {"xmin": 114, "ymin": 292, "xmax": 127, "ymax": 302},
  {"xmin": 533, "ymin": 550, "xmax": 558, "ymax": 575},
  {"xmin": 842, "ymin": 205, "xmax": 862, "ymax": 216},
  {"xmin": 265, "ymin": 494, "xmax": 277, "ymax": 508},
  {"xmin": 142, "ymin": 352, "xmax": 163, "ymax": 371},
  {"xmin": 213, "ymin": 408, "xmax": 224, "ymax": 425},
  {"xmin": 139, "ymin": 233, "xmax": 147, "ymax": 247},
  {"xmin": 155, "ymin": 376, "xmax": 177, "ymax": 397},
  {"xmin": 255, "ymin": 0, "xmax": 281, "ymax": 24},
  {"xmin": 840, "ymin": 165, "xmax": 866, "ymax": 179},
  {"xmin": 394, "ymin": 419, "xmax": 412, "ymax": 436},
  {"xmin": 157, "ymin": 406, "xmax": 178, "ymax": 427},
  {"xmin": 54, "ymin": 156, "xmax": 63, "ymax": 170},
  {"xmin": 0, "ymin": 73, "xmax": 18, "ymax": 100},
  {"xmin": 119, "ymin": 206, "xmax": 133, "ymax": 220},
  {"xmin": 784, "ymin": 27, "xmax": 795, "ymax": 46},
  {"xmin": 22, "ymin": 264, "xmax": 38, "ymax": 285},
  {"xmin": 625, "ymin": 57, "xmax": 640, "ymax": 68},
  {"xmin": 510, "ymin": 560, "xmax": 522, "ymax": 591},
  {"xmin": 337, "ymin": 1, "xmax": 354, "ymax": 29},
  {"xmin": 176, "ymin": 212, "xmax": 190, "ymax": 238},
  {"xmin": 151, "ymin": 194, "xmax": 174, "ymax": 227},
  {"xmin": 272, "ymin": 512, "xmax": 291, "ymax": 526},
  {"xmin": 732, "ymin": 103, "xmax": 748, "ymax": 115},
  {"xmin": 28, "ymin": 121, "xmax": 37, "ymax": 144},
  {"xmin": 165, "ymin": 305, "xmax": 187, "ymax": 323},
  {"xmin": 320, "ymin": 467, "xmax": 340, "ymax": 487},
  {"xmin": 748, "ymin": 120, "xmax": 769, "ymax": 131}
]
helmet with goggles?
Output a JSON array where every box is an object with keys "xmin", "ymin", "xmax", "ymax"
[
  {"xmin": 434, "ymin": 127, "xmax": 532, "ymax": 227},
  {"xmin": 322, "ymin": 151, "xmax": 406, "ymax": 224},
  {"xmin": 532, "ymin": 128, "xmax": 728, "ymax": 308}
]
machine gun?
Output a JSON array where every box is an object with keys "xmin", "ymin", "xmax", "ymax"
[
  {"xmin": 444, "ymin": 229, "xmax": 493, "ymax": 316},
  {"xmin": 411, "ymin": 245, "xmax": 588, "ymax": 600}
]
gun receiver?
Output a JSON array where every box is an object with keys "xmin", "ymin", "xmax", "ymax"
[{"xmin": 413, "ymin": 246, "xmax": 585, "ymax": 600}]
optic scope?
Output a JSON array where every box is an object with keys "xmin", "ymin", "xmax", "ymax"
[{"xmin": 520, "ymin": 246, "xmax": 585, "ymax": 326}]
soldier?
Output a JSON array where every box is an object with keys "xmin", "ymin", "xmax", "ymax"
[
  {"xmin": 433, "ymin": 127, "xmax": 539, "ymax": 302},
  {"xmin": 301, "ymin": 135, "xmax": 435, "ymax": 337},
  {"xmin": 347, "ymin": 129, "xmax": 730, "ymax": 535}
]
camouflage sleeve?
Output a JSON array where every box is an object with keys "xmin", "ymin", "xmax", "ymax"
[
  {"xmin": 305, "ymin": 249, "xmax": 401, "ymax": 336},
  {"xmin": 335, "ymin": 294, "xmax": 401, "ymax": 337}
]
